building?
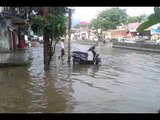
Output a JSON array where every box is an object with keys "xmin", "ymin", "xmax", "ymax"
[
  {"xmin": 0, "ymin": 7, "xmax": 28, "ymax": 52},
  {"xmin": 150, "ymin": 23, "xmax": 160, "ymax": 40},
  {"xmin": 105, "ymin": 22, "xmax": 151, "ymax": 40},
  {"xmin": 79, "ymin": 21, "xmax": 89, "ymax": 31},
  {"xmin": 103, "ymin": 29, "xmax": 128, "ymax": 40}
]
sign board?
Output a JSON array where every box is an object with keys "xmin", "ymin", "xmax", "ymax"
[{"xmin": 151, "ymin": 29, "xmax": 160, "ymax": 35}]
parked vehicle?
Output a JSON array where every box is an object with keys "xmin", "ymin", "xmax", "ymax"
[
  {"xmin": 89, "ymin": 35, "xmax": 98, "ymax": 41},
  {"xmin": 118, "ymin": 37, "xmax": 135, "ymax": 43},
  {"xmin": 156, "ymin": 40, "xmax": 160, "ymax": 44},
  {"xmin": 72, "ymin": 45, "xmax": 101, "ymax": 65},
  {"xmin": 38, "ymin": 36, "xmax": 43, "ymax": 44},
  {"xmin": 28, "ymin": 34, "xmax": 39, "ymax": 41},
  {"xmin": 89, "ymin": 32, "xmax": 98, "ymax": 41},
  {"xmin": 33, "ymin": 35, "xmax": 39, "ymax": 41}
]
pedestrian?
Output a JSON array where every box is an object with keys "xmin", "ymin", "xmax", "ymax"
[
  {"xmin": 58, "ymin": 39, "xmax": 65, "ymax": 60},
  {"xmin": 103, "ymin": 39, "xmax": 107, "ymax": 44}
]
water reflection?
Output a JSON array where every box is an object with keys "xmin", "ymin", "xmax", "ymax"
[
  {"xmin": 0, "ymin": 46, "xmax": 75, "ymax": 113},
  {"xmin": 0, "ymin": 67, "xmax": 32, "ymax": 112},
  {"xmin": 0, "ymin": 42, "xmax": 160, "ymax": 113},
  {"xmin": 27, "ymin": 47, "xmax": 74, "ymax": 112},
  {"xmin": 70, "ymin": 43, "xmax": 160, "ymax": 113}
]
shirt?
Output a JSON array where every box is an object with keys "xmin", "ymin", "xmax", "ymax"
[
  {"xmin": 60, "ymin": 41, "xmax": 65, "ymax": 49},
  {"xmin": 25, "ymin": 35, "xmax": 28, "ymax": 41}
]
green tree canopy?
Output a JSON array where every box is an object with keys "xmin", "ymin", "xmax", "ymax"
[
  {"xmin": 28, "ymin": 7, "xmax": 68, "ymax": 38},
  {"xmin": 128, "ymin": 14, "xmax": 148, "ymax": 23},
  {"xmin": 90, "ymin": 7, "xmax": 129, "ymax": 30}
]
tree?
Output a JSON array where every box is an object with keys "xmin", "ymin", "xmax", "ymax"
[
  {"xmin": 90, "ymin": 18, "xmax": 101, "ymax": 30},
  {"xmin": 137, "ymin": 14, "xmax": 148, "ymax": 23},
  {"xmin": 90, "ymin": 7, "xmax": 129, "ymax": 31},
  {"xmin": 128, "ymin": 14, "xmax": 148, "ymax": 23},
  {"xmin": 28, "ymin": 7, "xmax": 68, "ymax": 67},
  {"xmin": 137, "ymin": 7, "xmax": 160, "ymax": 33},
  {"xmin": 29, "ymin": 15, "xmax": 45, "ymax": 35},
  {"xmin": 28, "ymin": 7, "xmax": 68, "ymax": 34},
  {"xmin": 44, "ymin": 14, "xmax": 67, "ymax": 65}
]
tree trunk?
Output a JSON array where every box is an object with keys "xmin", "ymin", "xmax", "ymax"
[
  {"xmin": 47, "ymin": 39, "xmax": 58, "ymax": 65},
  {"xmin": 68, "ymin": 9, "xmax": 72, "ymax": 63},
  {"xmin": 43, "ymin": 7, "xmax": 49, "ymax": 69}
]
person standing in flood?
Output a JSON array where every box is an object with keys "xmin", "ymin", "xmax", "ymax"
[{"xmin": 58, "ymin": 39, "xmax": 65, "ymax": 60}]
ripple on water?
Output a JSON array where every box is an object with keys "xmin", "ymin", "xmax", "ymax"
[{"xmin": 1, "ymin": 43, "xmax": 160, "ymax": 113}]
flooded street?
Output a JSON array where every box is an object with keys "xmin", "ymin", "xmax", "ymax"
[{"xmin": 0, "ymin": 41, "xmax": 160, "ymax": 113}]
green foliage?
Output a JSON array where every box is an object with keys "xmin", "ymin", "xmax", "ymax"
[
  {"xmin": 28, "ymin": 7, "xmax": 68, "ymax": 66},
  {"xmin": 29, "ymin": 7, "xmax": 67, "ymax": 39},
  {"xmin": 0, "ymin": 60, "xmax": 32, "ymax": 68},
  {"xmin": 90, "ymin": 7, "xmax": 128, "ymax": 30},
  {"xmin": 128, "ymin": 16, "xmax": 137, "ymax": 23},
  {"xmin": 128, "ymin": 14, "xmax": 148, "ymax": 23},
  {"xmin": 137, "ymin": 7, "xmax": 160, "ymax": 33},
  {"xmin": 44, "ymin": 14, "xmax": 67, "ymax": 39},
  {"xmin": 90, "ymin": 18, "xmax": 101, "ymax": 29},
  {"xmin": 30, "ymin": 15, "xmax": 45, "ymax": 34}
]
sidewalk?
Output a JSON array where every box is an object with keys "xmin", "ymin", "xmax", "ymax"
[{"xmin": 0, "ymin": 48, "xmax": 30, "ymax": 67}]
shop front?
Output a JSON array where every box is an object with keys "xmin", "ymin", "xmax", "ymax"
[{"xmin": 12, "ymin": 18, "xmax": 27, "ymax": 49}]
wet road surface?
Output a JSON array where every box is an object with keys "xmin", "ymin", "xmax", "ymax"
[{"xmin": 0, "ymin": 41, "xmax": 160, "ymax": 113}]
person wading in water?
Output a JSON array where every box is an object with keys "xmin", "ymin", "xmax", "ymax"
[{"xmin": 58, "ymin": 39, "xmax": 65, "ymax": 60}]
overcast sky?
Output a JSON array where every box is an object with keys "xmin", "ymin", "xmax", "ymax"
[{"xmin": 71, "ymin": 7, "xmax": 154, "ymax": 22}]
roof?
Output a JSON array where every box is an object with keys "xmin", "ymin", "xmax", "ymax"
[
  {"xmin": 79, "ymin": 21, "xmax": 89, "ymax": 25},
  {"xmin": 128, "ymin": 22, "xmax": 140, "ymax": 31}
]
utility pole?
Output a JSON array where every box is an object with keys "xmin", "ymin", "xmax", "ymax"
[
  {"xmin": 43, "ymin": 7, "xmax": 48, "ymax": 69},
  {"xmin": 67, "ymin": 8, "xmax": 72, "ymax": 63}
]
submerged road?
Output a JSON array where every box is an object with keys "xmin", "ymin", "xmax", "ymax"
[{"xmin": 0, "ymin": 41, "xmax": 160, "ymax": 113}]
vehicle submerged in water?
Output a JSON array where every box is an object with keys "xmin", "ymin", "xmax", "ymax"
[{"xmin": 72, "ymin": 45, "xmax": 101, "ymax": 65}]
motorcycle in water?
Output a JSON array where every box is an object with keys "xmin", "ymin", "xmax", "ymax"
[{"xmin": 72, "ymin": 45, "xmax": 101, "ymax": 65}]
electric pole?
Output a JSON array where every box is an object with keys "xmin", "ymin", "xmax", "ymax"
[
  {"xmin": 67, "ymin": 8, "xmax": 72, "ymax": 63},
  {"xmin": 43, "ymin": 7, "xmax": 48, "ymax": 69}
]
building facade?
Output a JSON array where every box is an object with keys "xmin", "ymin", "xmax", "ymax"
[{"xmin": 0, "ymin": 7, "xmax": 27, "ymax": 52}]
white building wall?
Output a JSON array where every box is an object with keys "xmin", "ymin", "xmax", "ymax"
[
  {"xmin": 0, "ymin": 17, "xmax": 12, "ymax": 52},
  {"xmin": 0, "ymin": 53, "xmax": 10, "ymax": 62},
  {"xmin": 0, "ymin": 28, "xmax": 10, "ymax": 52},
  {"xmin": 0, "ymin": 7, "xmax": 4, "ymax": 12},
  {"xmin": 6, "ymin": 19, "xmax": 12, "ymax": 27},
  {"xmin": 0, "ymin": 19, "xmax": 11, "ymax": 52}
]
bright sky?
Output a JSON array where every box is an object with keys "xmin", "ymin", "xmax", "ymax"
[{"xmin": 72, "ymin": 7, "xmax": 154, "ymax": 22}]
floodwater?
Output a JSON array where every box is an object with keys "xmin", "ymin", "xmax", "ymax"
[{"xmin": 0, "ymin": 41, "xmax": 160, "ymax": 113}]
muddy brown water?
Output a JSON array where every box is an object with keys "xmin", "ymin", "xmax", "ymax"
[{"xmin": 0, "ymin": 41, "xmax": 160, "ymax": 113}]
